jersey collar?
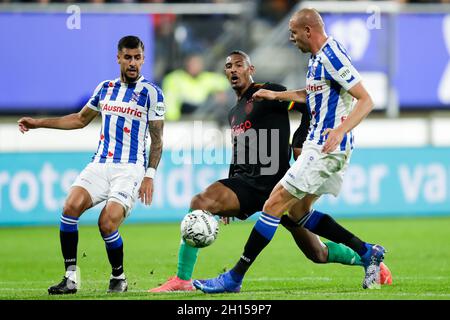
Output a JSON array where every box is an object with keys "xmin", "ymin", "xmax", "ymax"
[
  {"xmin": 240, "ymin": 82, "xmax": 257, "ymax": 101},
  {"xmin": 313, "ymin": 36, "xmax": 333, "ymax": 58},
  {"xmin": 117, "ymin": 75, "xmax": 145, "ymax": 85}
]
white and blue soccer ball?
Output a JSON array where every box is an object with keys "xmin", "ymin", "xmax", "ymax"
[{"xmin": 180, "ymin": 210, "xmax": 219, "ymax": 248}]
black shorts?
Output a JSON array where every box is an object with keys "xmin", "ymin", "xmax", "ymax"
[
  {"xmin": 292, "ymin": 127, "xmax": 307, "ymax": 149},
  {"xmin": 218, "ymin": 176, "xmax": 271, "ymax": 220}
]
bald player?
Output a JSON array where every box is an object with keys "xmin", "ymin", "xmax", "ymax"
[
  {"xmin": 149, "ymin": 50, "xmax": 392, "ymax": 293},
  {"xmin": 193, "ymin": 8, "xmax": 388, "ymax": 293}
]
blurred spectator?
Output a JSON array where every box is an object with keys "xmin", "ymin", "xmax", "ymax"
[
  {"xmin": 258, "ymin": 0, "xmax": 298, "ymax": 25},
  {"xmin": 162, "ymin": 54, "xmax": 229, "ymax": 121},
  {"xmin": 396, "ymin": 0, "xmax": 448, "ymax": 3}
]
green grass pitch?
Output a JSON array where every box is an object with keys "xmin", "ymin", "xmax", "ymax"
[{"xmin": 1, "ymin": 216, "xmax": 449, "ymax": 300}]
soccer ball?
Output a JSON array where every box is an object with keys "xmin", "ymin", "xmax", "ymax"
[{"xmin": 180, "ymin": 210, "xmax": 219, "ymax": 248}]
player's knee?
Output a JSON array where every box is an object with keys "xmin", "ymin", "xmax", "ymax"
[
  {"xmin": 190, "ymin": 194, "xmax": 204, "ymax": 210},
  {"xmin": 190, "ymin": 194, "xmax": 218, "ymax": 213},
  {"xmin": 262, "ymin": 195, "xmax": 281, "ymax": 214},
  {"xmin": 62, "ymin": 202, "xmax": 82, "ymax": 217}
]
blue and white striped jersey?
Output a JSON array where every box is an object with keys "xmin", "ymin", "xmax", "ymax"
[
  {"xmin": 87, "ymin": 76, "xmax": 165, "ymax": 168},
  {"xmin": 305, "ymin": 37, "xmax": 361, "ymax": 152}
]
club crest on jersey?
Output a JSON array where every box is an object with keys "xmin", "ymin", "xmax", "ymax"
[
  {"xmin": 245, "ymin": 99, "xmax": 254, "ymax": 114},
  {"xmin": 131, "ymin": 92, "xmax": 140, "ymax": 102},
  {"xmin": 309, "ymin": 57, "xmax": 321, "ymax": 78},
  {"xmin": 310, "ymin": 65, "xmax": 317, "ymax": 78},
  {"xmin": 106, "ymin": 82, "xmax": 115, "ymax": 95}
]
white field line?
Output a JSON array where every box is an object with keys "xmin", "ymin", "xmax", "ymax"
[
  {"xmin": 1, "ymin": 275, "xmax": 449, "ymax": 297},
  {"xmin": 0, "ymin": 275, "xmax": 449, "ymax": 286},
  {"xmin": 0, "ymin": 289, "xmax": 449, "ymax": 298},
  {"xmin": 0, "ymin": 277, "xmax": 331, "ymax": 285}
]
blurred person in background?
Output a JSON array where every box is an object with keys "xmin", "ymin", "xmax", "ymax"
[
  {"xmin": 17, "ymin": 36, "xmax": 165, "ymax": 295},
  {"xmin": 259, "ymin": 0, "xmax": 298, "ymax": 25},
  {"xmin": 162, "ymin": 53, "xmax": 229, "ymax": 121}
]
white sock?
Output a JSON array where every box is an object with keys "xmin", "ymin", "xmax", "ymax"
[{"xmin": 65, "ymin": 270, "xmax": 77, "ymax": 283}]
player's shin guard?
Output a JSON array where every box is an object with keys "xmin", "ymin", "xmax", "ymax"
[
  {"xmin": 231, "ymin": 212, "xmax": 280, "ymax": 281},
  {"xmin": 177, "ymin": 208, "xmax": 199, "ymax": 280},
  {"xmin": 302, "ymin": 210, "xmax": 368, "ymax": 256},
  {"xmin": 59, "ymin": 214, "xmax": 79, "ymax": 277},
  {"xmin": 102, "ymin": 231, "xmax": 124, "ymax": 277}
]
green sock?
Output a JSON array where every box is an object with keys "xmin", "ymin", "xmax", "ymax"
[
  {"xmin": 177, "ymin": 208, "xmax": 199, "ymax": 280},
  {"xmin": 325, "ymin": 241, "xmax": 363, "ymax": 266},
  {"xmin": 177, "ymin": 239, "xmax": 199, "ymax": 280}
]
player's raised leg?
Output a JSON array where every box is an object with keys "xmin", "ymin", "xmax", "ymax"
[
  {"xmin": 281, "ymin": 197, "xmax": 364, "ymax": 266},
  {"xmin": 280, "ymin": 214, "xmax": 362, "ymax": 266},
  {"xmin": 289, "ymin": 206, "xmax": 386, "ymax": 289},
  {"xmin": 98, "ymin": 200, "xmax": 128, "ymax": 293},
  {"xmin": 48, "ymin": 186, "xmax": 92, "ymax": 295},
  {"xmin": 280, "ymin": 212, "xmax": 392, "ymax": 285},
  {"xmin": 149, "ymin": 182, "xmax": 241, "ymax": 292}
]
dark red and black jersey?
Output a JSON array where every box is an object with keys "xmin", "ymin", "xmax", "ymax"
[
  {"xmin": 289, "ymin": 101, "xmax": 310, "ymax": 149},
  {"xmin": 227, "ymin": 82, "xmax": 301, "ymax": 193}
]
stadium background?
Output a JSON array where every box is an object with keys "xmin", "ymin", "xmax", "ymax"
[
  {"xmin": 1, "ymin": 0, "xmax": 449, "ymax": 225},
  {"xmin": 0, "ymin": 0, "xmax": 449, "ymax": 300}
]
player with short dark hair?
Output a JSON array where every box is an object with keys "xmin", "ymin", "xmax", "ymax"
[
  {"xmin": 18, "ymin": 35, "xmax": 165, "ymax": 294},
  {"xmin": 193, "ymin": 9, "xmax": 389, "ymax": 294},
  {"xmin": 118, "ymin": 35, "xmax": 145, "ymax": 52},
  {"xmin": 149, "ymin": 50, "xmax": 391, "ymax": 292}
]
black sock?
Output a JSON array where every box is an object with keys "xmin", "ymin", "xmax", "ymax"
[
  {"xmin": 302, "ymin": 210, "xmax": 368, "ymax": 256},
  {"xmin": 59, "ymin": 214, "xmax": 79, "ymax": 272},
  {"xmin": 107, "ymin": 245, "xmax": 124, "ymax": 277},
  {"xmin": 232, "ymin": 228, "xmax": 270, "ymax": 278},
  {"xmin": 102, "ymin": 231, "xmax": 124, "ymax": 277},
  {"xmin": 280, "ymin": 215, "xmax": 298, "ymax": 229},
  {"xmin": 60, "ymin": 231, "xmax": 78, "ymax": 270}
]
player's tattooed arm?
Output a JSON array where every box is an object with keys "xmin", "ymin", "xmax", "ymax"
[
  {"xmin": 139, "ymin": 119, "xmax": 164, "ymax": 206},
  {"xmin": 253, "ymin": 88, "xmax": 306, "ymax": 103},
  {"xmin": 18, "ymin": 106, "xmax": 98, "ymax": 133},
  {"xmin": 148, "ymin": 120, "xmax": 164, "ymax": 170}
]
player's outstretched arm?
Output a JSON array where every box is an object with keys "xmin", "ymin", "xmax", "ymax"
[
  {"xmin": 252, "ymin": 88, "xmax": 306, "ymax": 103},
  {"xmin": 139, "ymin": 119, "xmax": 164, "ymax": 206},
  {"xmin": 322, "ymin": 82, "xmax": 373, "ymax": 153},
  {"xmin": 18, "ymin": 105, "xmax": 99, "ymax": 133}
]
